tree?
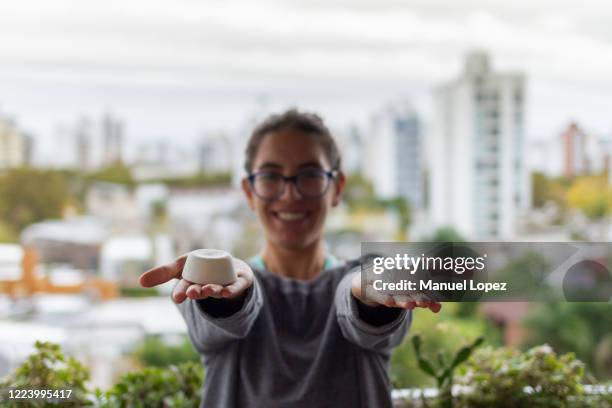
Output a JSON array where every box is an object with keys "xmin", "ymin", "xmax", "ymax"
[
  {"xmin": 132, "ymin": 336, "xmax": 199, "ymax": 368},
  {"xmin": 425, "ymin": 227, "xmax": 466, "ymax": 243},
  {"xmin": 99, "ymin": 363, "xmax": 203, "ymax": 408},
  {"xmin": 0, "ymin": 341, "xmax": 92, "ymax": 406},
  {"xmin": 86, "ymin": 163, "xmax": 134, "ymax": 187},
  {"xmin": 455, "ymin": 345, "xmax": 591, "ymax": 408},
  {"xmin": 343, "ymin": 173, "xmax": 376, "ymax": 207},
  {"xmin": 532, "ymin": 172, "xmax": 549, "ymax": 208},
  {"xmin": 566, "ymin": 175, "xmax": 612, "ymax": 220},
  {"xmin": 522, "ymin": 302, "xmax": 612, "ymax": 380},
  {"xmin": 0, "ymin": 167, "xmax": 72, "ymax": 233}
]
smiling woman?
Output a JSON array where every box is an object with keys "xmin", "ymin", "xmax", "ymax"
[
  {"xmin": 139, "ymin": 108, "xmax": 440, "ymax": 408},
  {"xmin": 241, "ymin": 110, "xmax": 344, "ymax": 261}
]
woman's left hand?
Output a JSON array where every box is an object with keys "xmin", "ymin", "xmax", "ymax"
[{"xmin": 350, "ymin": 272, "xmax": 442, "ymax": 313}]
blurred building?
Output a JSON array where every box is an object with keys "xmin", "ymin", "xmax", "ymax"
[
  {"xmin": 429, "ymin": 51, "xmax": 530, "ymax": 239},
  {"xmin": 131, "ymin": 141, "xmax": 200, "ymax": 182},
  {"xmin": 0, "ymin": 244, "xmax": 23, "ymax": 282},
  {"xmin": 86, "ymin": 181, "xmax": 171, "ymax": 233},
  {"xmin": 75, "ymin": 117, "xmax": 92, "ymax": 171},
  {"xmin": 0, "ymin": 295, "xmax": 187, "ymax": 389},
  {"xmin": 0, "ymin": 243, "xmax": 118, "ymax": 300},
  {"xmin": 562, "ymin": 122, "xmax": 589, "ymax": 177},
  {"xmin": 43, "ymin": 113, "xmax": 125, "ymax": 170},
  {"xmin": 528, "ymin": 122, "xmax": 609, "ymax": 178},
  {"xmin": 102, "ymin": 113, "xmax": 124, "ymax": 166},
  {"xmin": 337, "ymin": 124, "xmax": 364, "ymax": 174},
  {"xmin": 365, "ymin": 102, "xmax": 424, "ymax": 210},
  {"xmin": 0, "ymin": 114, "xmax": 31, "ymax": 170},
  {"xmin": 198, "ymin": 133, "xmax": 232, "ymax": 173},
  {"xmin": 100, "ymin": 234, "xmax": 174, "ymax": 288},
  {"xmin": 166, "ymin": 186, "xmax": 257, "ymax": 257},
  {"xmin": 560, "ymin": 122, "xmax": 608, "ymax": 177},
  {"xmin": 20, "ymin": 216, "xmax": 109, "ymax": 272},
  {"xmin": 86, "ymin": 182, "xmax": 142, "ymax": 232}
]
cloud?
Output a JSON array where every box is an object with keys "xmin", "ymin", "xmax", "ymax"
[
  {"xmin": 1, "ymin": 1, "xmax": 610, "ymax": 86},
  {"xmin": 0, "ymin": 0, "xmax": 610, "ymax": 142}
]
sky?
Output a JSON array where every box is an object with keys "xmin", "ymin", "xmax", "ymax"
[{"xmin": 1, "ymin": 0, "xmax": 611, "ymax": 162}]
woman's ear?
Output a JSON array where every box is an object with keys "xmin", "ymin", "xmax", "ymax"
[
  {"xmin": 241, "ymin": 178, "xmax": 256, "ymax": 210},
  {"xmin": 331, "ymin": 171, "xmax": 346, "ymax": 207}
]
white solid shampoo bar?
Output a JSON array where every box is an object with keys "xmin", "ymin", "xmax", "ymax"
[{"xmin": 182, "ymin": 249, "xmax": 237, "ymax": 285}]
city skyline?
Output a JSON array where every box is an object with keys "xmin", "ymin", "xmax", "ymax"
[{"xmin": 1, "ymin": 0, "xmax": 611, "ymax": 163}]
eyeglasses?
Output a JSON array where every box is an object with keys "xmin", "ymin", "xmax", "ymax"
[{"xmin": 247, "ymin": 169, "xmax": 338, "ymax": 201}]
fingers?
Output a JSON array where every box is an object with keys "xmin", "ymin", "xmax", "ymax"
[
  {"xmin": 220, "ymin": 277, "xmax": 249, "ymax": 298},
  {"xmin": 428, "ymin": 302, "xmax": 442, "ymax": 313},
  {"xmin": 396, "ymin": 300, "xmax": 417, "ymax": 310},
  {"xmin": 392, "ymin": 298, "xmax": 442, "ymax": 313},
  {"xmin": 174, "ymin": 281, "xmax": 228, "ymax": 303},
  {"xmin": 140, "ymin": 255, "xmax": 187, "ymax": 288},
  {"xmin": 200, "ymin": 284, "xmax": 224, "ymax": 298},
  {"xmin": 172, "ymin": 279, "xmax": 191, "ymax": 304}
]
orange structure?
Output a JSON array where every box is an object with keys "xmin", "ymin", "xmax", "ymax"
[{"xmin": 0, "ymin": 246, "xmax": 119, "ymax": 300}]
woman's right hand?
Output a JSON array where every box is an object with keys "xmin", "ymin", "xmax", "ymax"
[{"xmin": 139, "ymin": 255, "xmax": 255, "ymax": 304}]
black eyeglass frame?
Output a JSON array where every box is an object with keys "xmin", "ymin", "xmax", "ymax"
[{"xmin": 247, "ymin": 169, "xmax": 339, "ymax": 201}]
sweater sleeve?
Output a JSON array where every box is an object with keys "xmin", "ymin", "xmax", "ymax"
[
  {"xmin": 335, "ymin": 271, "xmax": 412, "ymax": 355},
  {"xmin": 175, "ymin": 277, "xmax": 263, "ymax": 355}
]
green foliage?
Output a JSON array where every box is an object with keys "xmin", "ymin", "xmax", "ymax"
[
  {"xmin": 532, "ymin": 171, "xmax": 612, "ymax": 221},
  {"xmin": 98, "ymin": 362, "xmax": 203, "ymax": 408},
  {"xmin": 532, "ymin": 171, "xmax": 550, "ymax": 208},
  {"xmin": 522, "ymin": 302, "xmax": 612, "ymax": 380},
  {"xmin": 0, "ymin": 341, "xmax": 92, "ymax": 407},
  {"xmin": 86, "ymin": 163, "xmax": 134, "ymax": 187},
  {"xmin": 412, "ymin": 334, "xmax": 483, "ymax": 408},
  {"xmin": 391, "ymin": 304, "xmax": 503, "ymax": 389},
  {"xmin": 531, "ymin": 172, "xmax": 571, "ymax": 211},
  {"xmin": 132, "ymin": 336, "xmax": 200, "ymax": 368},
  {"xmin": 424, "ymin": 227, "xmax": 465, "ymax": 243},
  {"xmin": 566, "ymin": 174, "xmax": 612, "ymax": 220},
  {"xmin": 0, "ymin": 219, "xmax": 18, "ymax": 243},
  {"xmin": 119, "ymin": 287, "xmax": 160, "ymax": 298},
  {"xmin": 0, "ymin": 341, "xmax": 204, "ymax": 407},
  {"xmin": 0, "ymin": 167, "xmax": 72, "ymax": 232},
  {"xmin": 382, "ymin": 197, "xmax": 411, "ymax": 231},
  {"xmin": 342, "ymin": 173, "xmax": 376, "ymax": 206},
  {"xmin": 455, "ymin": 345, "xmax": 588, "ymax": 408},
  {"xmin": 343, "ymin": 173, "xmax": 412, "ymax": 233},
  {"xmin": 150, "ymin": 172, "xmax": 231, "ymax": 188}
]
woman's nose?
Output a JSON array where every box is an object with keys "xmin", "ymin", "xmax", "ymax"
[{"xmin": 279, "ymin": 180, "xmax": 302, "ymax": 201}]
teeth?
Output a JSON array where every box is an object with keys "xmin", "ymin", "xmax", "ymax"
[{"xmin": 277, "ymin": 212, "xmax": 306, "ymax": 221}]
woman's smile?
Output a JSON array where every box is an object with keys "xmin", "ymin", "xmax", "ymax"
[{"xmin": 273, "ymin": 211, "xmax": 310, "ymax": 222}]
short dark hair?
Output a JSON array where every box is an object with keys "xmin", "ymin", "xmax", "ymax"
[{"xmin": 244, "ymin": 108, "xmax": 342, "ymax": 173}]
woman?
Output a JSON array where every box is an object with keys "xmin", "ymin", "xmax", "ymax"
[{"xmin": 139, "ymin": 109, "xmax": 441, "ymax": 408}]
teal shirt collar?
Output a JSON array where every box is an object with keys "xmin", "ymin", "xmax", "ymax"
[{"xmin": 249, "ymin": 254, "xmax": 338, "ymax": 272}]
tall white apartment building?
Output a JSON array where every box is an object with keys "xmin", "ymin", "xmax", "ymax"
[
  {"xmin": 429, "ymin": 51, "xmax": 530, "ymax": 239},
  {"xmin": 365, "ymin": 102, "xmax": 424, "ymax": 210}
]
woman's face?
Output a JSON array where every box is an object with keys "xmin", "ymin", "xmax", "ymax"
[{"xmin": 242, "ymin": 129, "xmax": 345, "ymax": 251}]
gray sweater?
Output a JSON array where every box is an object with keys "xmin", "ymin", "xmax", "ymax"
[{"xmin": 176, "ymin": 260, "xmax": 412, "ymax": 408}]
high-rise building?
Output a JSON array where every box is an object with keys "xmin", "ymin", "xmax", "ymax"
[
  {"xmin": 75, "ymin": 117, "xmax": 92, "ymax": 171},
  {"xmin": 364, "ymin": 102, "xmax": 424, "ymax": 210},
  {"xmin": 559, "ymin": 122, "xmax": 603, "ymax": 177},
  {"xmin": 0, "ymin": 115, "xmax": 29, "ymax": 170},
  {"xmin": 102, "ymin": 113, "xmax": 124, "ymax": 166},
  {"xmin": 429, "ymin": 51, "xmax": 529, "ymax": 239}
]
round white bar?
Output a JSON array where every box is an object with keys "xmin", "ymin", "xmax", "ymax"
[{"xmin": 182, "ymin": 249, "xmax": 237, "ymax": 285}]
